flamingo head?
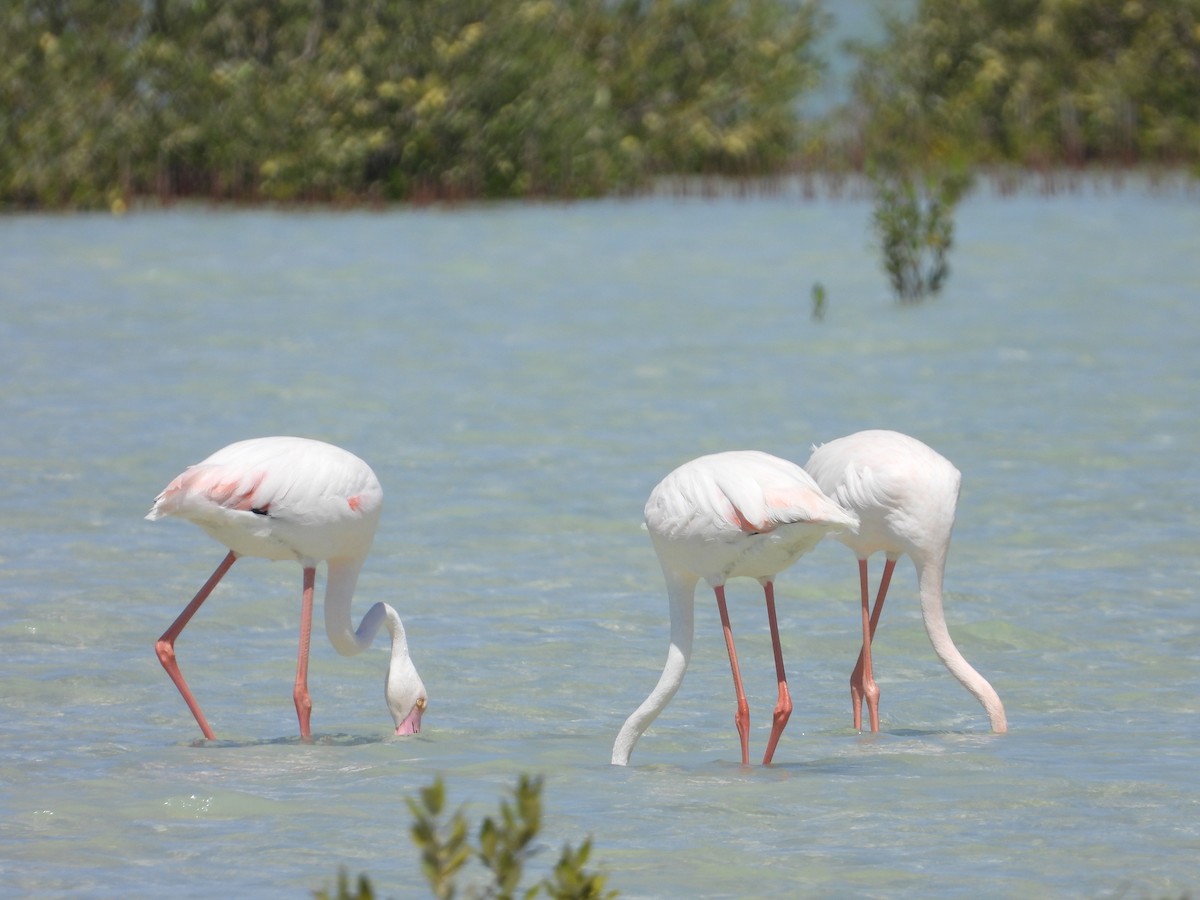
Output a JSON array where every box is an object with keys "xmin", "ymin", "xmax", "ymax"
[{"xmin": 386, "ymin": 653, "xmax": 427, "ymax": 736}]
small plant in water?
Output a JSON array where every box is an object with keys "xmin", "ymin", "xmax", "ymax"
[
  {"xmin": 869, "ymin": 166, "xmax": 971, "ymax": 304},
  {"xmin": 316, "ymin": 868, "xmax": 375, "ymax": 900},
  {"xmin": 810, "ymin": 281, "xmax": 827, "ymax": 321},
  {"xmin": 319, "ymin": 775, "xmax": 616, "ymax": 900}
]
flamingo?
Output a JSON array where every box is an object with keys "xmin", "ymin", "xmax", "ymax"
[
  {"xmin": 146, "ymin": 436, "xmax": 427, "ymax": 740},
  {"xmin": 804, "ymin": 429, "xmax": 1007, "ymax": 734},
  {"xmin": 612, "ymin": 451, "xmax": 860, "ymax": 766}
]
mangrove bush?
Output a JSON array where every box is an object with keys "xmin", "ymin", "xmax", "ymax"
[
  {"xmin": 844, "ymin": 0, "xmax": 1200, "ymax": 170},
  {"xmin": 0, "ymin": 0, "xmax": 823, "ymax": 209}
]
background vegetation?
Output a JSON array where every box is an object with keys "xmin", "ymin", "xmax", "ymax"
[
  {"xmin": 1, "ymin": 0, "xmax": 1197, "ymax": 211},
  {"xmin": 0, "ymin": 0, "xmax": 821, "ymax": 208},
  {"xmin": 836, "ymin": 0, "xmax": 1200, "ymax": 172}
]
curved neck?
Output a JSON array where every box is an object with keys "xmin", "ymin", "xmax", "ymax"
[
  {"xmin": 916, "ymin": 558, "xmax": 1007, "ymax": 733},
  {"xmin": 323, "ymin": 559, "xmax": 390, "ymax": 657},
  {"xmin": 612, "ymin": 569, "xmax": 697, "ymax": 765}
]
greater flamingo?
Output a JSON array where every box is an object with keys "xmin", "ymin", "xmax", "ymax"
[
  {"xmin": 612, "ymin": 451, "xmax": 860, "ymax": 766},
  {"xmin": 147, "ymin": 436, "xmax": 427, "ymax": 740},
  {"xmin": 804, "ymin": 429, "xmax": 1007, "ymax": 733}
]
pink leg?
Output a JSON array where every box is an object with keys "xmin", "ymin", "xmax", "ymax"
[
  {"xmin": 156, "ymin": 551, "xmax": 237, "ymax": 740},
  {"xmin": 761, "ymin": 581, "xmax": 792, "ymax": 765},
  {"xmin": 714, "ymin": 585, "xmax": 751, "ymax": 766},
  {"xmin": 293, "ymin": 567, "xmax": 316, "ymax": 739},
  {"xmin": 850, "ymin": 557, "xmax": 896, "ymax": 731}
]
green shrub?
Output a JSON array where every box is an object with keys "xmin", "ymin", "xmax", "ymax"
[
  {"xmin": 847, "ymin": 0, "xmax": 1200, "ymax": 168},
  {"xmin": 0, "ymin": 0, "xmax": 824, "ymax": 208},
  {"xmin": 870, "ymin": 166, "xmax": 971, "ymax": 304},
  {"xmin": 317, "ymin": 775, "xmax": 615, "ymax": 900}
]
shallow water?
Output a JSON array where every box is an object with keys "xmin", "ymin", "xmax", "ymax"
[{"xmin": 1, "ymin": 183, "xmax": 1197, "ymax": 898}]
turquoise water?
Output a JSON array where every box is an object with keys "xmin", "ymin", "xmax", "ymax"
[{"xmin": 1, "ymin": 182, "xmax": 1197, "ymax": 898}]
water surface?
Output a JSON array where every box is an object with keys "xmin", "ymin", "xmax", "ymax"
[{"xmin": 1, "ymin": 183, "xmax": 1197, "ymax": 898}]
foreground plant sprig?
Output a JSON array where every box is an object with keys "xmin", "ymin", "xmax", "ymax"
[
  {"xmin": 398, "ymin": 774, "xmax": 616, "ymax": 900},
  {"xmin": 407, "ymin": 777, "xmax": 471, "ymax": 899}
]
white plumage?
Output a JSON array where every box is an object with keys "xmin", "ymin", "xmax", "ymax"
[
  {"xmin": 805, "ymin": 429, "xmax": 1007, "ymax": 733},
  {"xmin": 613, "ymin": 450, "xmax": 859, "ymax": 766},
  {"xmin": 646, "ymin": 450, "xmax": 859, "ymax": 581},
  {"xmin": 148, "ymin": 436, "xmax": 384, "ymax": 563}
]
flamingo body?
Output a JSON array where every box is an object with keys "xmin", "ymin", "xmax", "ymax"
[
  {"xmin": 148, "ymin": 436, "xmax": 384, "ymax": 562},
  {"xmin": 646, "ymin": 450, "xmax": 856, "ymax": 582},
  {"xmin": 147, "ymin": 436, "xmax": 427, "ymax": 740},
  {"xmin": 805, "ymin": 429, "xmax": 1006, "ymax": 733},
  {"xmin": 613, "ymin": 451, "xmax": 859, "ymax": 766}
]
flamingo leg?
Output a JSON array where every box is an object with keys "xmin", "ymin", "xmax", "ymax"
[
  {"xmin": 293, "ymin": 566, "xmax": 316, "ymax": 739},
  {"xmin": 714, "ymin": 585, "xmax": 751, "ymax": 766},
  {"xmin": 156, "ymin": 550, "xmax": 237, "ymax": 740},
  {"xmin": 761, "ymin": 580, "xmax": 792, "ymax": 765},
  {"xmin": 851, "ymin": 557, "xmax": 896, "ymax": 731},
  {"xmin": 869, "ymin": 559, "xmax": 895, "ymax": 640}
]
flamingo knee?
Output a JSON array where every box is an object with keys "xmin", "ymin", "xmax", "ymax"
[{"xmin": 155, "ymin": 638, "xmax": 176, "ymax": 669}]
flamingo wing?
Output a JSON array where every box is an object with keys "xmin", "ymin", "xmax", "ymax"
[
  {"xmin": 146, "ymin": 437, "xmax": 383, "ymax": 562},
  {"xmin": 647, "ymin": 451, "xmax": 857, "ymax": 541},
  {"xmin": 710, "ymin": 451, "xmax": 858, "ymax": 533}
]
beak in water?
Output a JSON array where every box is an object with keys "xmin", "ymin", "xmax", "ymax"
[{"xmin": 395, "ymin": 698, "xmax": 426, "ymax": 736}]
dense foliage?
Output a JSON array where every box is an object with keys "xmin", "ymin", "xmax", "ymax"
[
  {"xmin": 845, "ymin": 0, "xmax": 1200, "ymax": 169},
  {"xmin": 4, "ymin": 0, "xmax": 1198, "ymax": 210},
  {"xmin": 0, "ymin": 0, "xmax": 822, "ymax": 209}
]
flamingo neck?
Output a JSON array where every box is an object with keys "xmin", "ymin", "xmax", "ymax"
[
  {"xmin": 380, "ymin": 603, "xmax": 411, "ymax": 655},
  {"xmin": 322, "ymin": 559, "xmax": 423, "ymax": 734},
  {"xmin": 915, "ymin": 559, "xmax": 1008, "ymax": 733},
  {"xmin": 612, "ymin": 569, "xmax": 697, "ymax": 765},
  {"xmin": 323, "ymin": 559, "xmax": 383, "ymax": 656}
]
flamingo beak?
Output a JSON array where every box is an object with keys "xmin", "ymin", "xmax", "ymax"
[{"xmin": 394, "ymin": 698, "xmax": 425, "ymax": 736}]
